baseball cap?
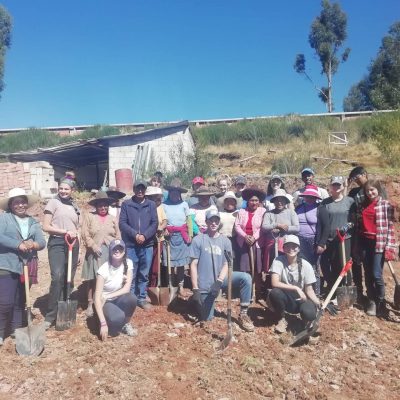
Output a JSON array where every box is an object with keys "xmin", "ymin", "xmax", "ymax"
[
  {"xmin": 330, "ymin": 176, "xmax": 344, "ymax": 185},
  {"xmin": 109, "ymin": 239, "xmax": 126, "ymax": 253},
  {"xmin": 192, "ymin": 176, "xmax": 205, "ymax": 185},
  {"xmin": 283, "ymin": 235, "xmax": 300, "ymax": 247},
  {"xmin": 235, "ymin": 176, "xmax": 246, "ymax": 185},
  {"xmin": 134, "ymin": 179, "xmax": 148, "ymax": 189},
  {"xmin": 301, "ymin": 167, "xmax": 315, "ymax": 175},
  {"xmin": 205, "ymin": 208, "xmax": 220, "ymax": 220}
]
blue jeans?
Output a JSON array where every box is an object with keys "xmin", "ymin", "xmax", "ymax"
[
  {"xmin": 299, "ymin": 236, "xmax": 320, "ymax": 296},
  {"xmin": 200, "ymin": 271, "xmax": 252, "ymax": 321},
  {"xmin": 127, "ymin": 246, "xmax": 154, "ymax": 303},
  {"xmin": 360, "ymin": 237, "xmax": 385, "ymax": 301}
]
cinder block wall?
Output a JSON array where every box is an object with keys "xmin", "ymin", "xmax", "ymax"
[{"xmin": 0, "ymin": 161, "xmax": 57, "ymax": 198}]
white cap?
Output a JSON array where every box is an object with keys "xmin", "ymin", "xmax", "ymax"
[{"xmin": 283, "ymin": 235, "xmax": 300, "ymax": 246}]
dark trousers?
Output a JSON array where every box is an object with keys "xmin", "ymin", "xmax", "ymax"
[
  {"xmin": 103, "ymin": 293, "xmax": 137, "ymax": 335},
  {"xmin": 0, "ymin": 272, "xmax": 25, "ymax": 338},
  {"xmin": 299, "ymin": 236, "xmax": 320, "ymax": 296},
  {"xmin": 360, "ymin": 237, "xmax": 385, "ymax": 301},
  {"xmin": 320, "ymin": 238, "xmax": 350, "ymax": 294},
  {"xmin": 45, "ymin": 236, "xmax": 79, "ymax": 323},
  {"xmin": 269, "ymin": 288, "xmax": 317, "ymax": 321}
]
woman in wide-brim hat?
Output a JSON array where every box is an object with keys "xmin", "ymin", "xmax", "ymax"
[
  {"xmin": 162, "ymin": 179, "xmax": 191, "ymax": 296},
  {"xmin": 81, "ymin": 191, "xmax": 121, "ymax": 317},
  {"xmin": 234, "ymin": 186, "xmax": 266, "ymax": 300},
  {"xmin": 262, "ymin": 188, "xmax": 299, "ymax": 278},
  {"xmin": 106, "ymin": 187, "xmax": 126, "ymax": 219},
  {"xmin": 190, "ymin": 185, "xmax": 218, "ymax": 233},
  {"xmin": 0, "ymin": 188, "xmax": 46, "ymax": 345}
]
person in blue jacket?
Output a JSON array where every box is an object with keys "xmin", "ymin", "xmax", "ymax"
[
  {"xmin": 119, "ymin": 180, "xmax": 158, "ymax": 311},
  {"xmin": 0, "ymin": 188, "xmax": 46, "ymax": 346}
]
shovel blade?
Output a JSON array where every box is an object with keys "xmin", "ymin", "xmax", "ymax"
[
  {"xmin": 56, "ymin": 300, "xmax": 78, "ymax": 331},
  {"xmin": 169, "ymin": 286, "xmax": 179, "ymax": 304},
  {"xmin": 394, "ymin": 285, "xmax": 400, "ymax": 309},
  {"xmin": 15, "ymin": 323, "xmax": 46, "ymax": 356},
  {"xmin": 290, "ymin": 311, "xmax": 322, "ymax": 347},
  {"xmin": 159, "ymin": 287, "xmax": 170, "ymax": 306},
  {"xmin": 218, "ymin": 325, "xmax": 233, "ymax": 352},
  {"xmin": 147, "ymin": 287, "xmax": 160, "ymax": 306},
  {"xmin": 337, "ymin": 286, "xmax": 357, "ymax": 310}
]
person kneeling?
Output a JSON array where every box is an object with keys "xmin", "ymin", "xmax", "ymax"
[
  {"xmin": 268, "ymin": 235, "xmax": 320, "ymax": 334},
  {"xmin": 94, "ymin": 240, "xmax": 137, "ymax": 340},
  {"xmin": 189, "ymin": 209, "xmax": 254, "ymax": 332}
]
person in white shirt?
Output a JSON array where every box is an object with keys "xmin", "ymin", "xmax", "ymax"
[{"xmin": 94, "ymin": 239, "xmax": 137, "ymax": 340}]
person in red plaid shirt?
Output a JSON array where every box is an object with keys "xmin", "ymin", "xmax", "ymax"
[{"xmin": 359, "ymin": 179, "xmax": 397, "ymax": 316}]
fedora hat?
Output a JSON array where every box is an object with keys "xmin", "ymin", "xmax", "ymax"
[
  {"xmin": 191, "ymin": 185, "xmax": 215, "ymax": 197},
  {"xmin": 242, "ymin": 186, "xmax": 267, "ymax": 202},
  {"xmin": 106, "ymin": 186, "xmax": 126, "ymax": 200},
  {"xmin": 0, "ymin": 188, "xmax": 39, "ymax": 211},
  {"xmin": 88, "ymin": 191, "xmax": 115, "ymax": 207},
  {"xmin": 270, "ymin": 188, "xmax": 290, "ymax": 204},
  {"xmin": 165, "ymin": 178, "xmax": 188, "ymax": 194}
]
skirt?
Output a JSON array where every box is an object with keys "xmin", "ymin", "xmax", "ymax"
[
  {"xmin": 162, "ymin": 232, "xmax": 190, "ymax": 268},
  {"xmin": 81, "ymin": 244, "xmax": 109, "ymax": 280},
  {"xmin": 237, "ymin": 243, "xmax": 263, "ymax": 274}
]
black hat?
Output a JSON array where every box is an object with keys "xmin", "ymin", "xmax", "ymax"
[
  {"xmin": 164, "ymin": 178, "xmax": 188, "ymax": 193},
  {"xmin": 88, "ymin": 191, "xmax": 115, "ymax": 207},
  {"xmin": 241, "ymin": 186, "xmax": 267, "ymax": 202}
]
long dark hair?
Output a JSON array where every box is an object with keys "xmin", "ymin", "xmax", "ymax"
[
  {"xmin": 267, "ymin": 179, "xmax": 286, "ymax": 196},
  {"xmin": 109, "ymin": 248, "xmax": 129, "ymax": 275},
  {"xmin": 365, "ymin": 179, "xmax": 388, "ymax": 200}
]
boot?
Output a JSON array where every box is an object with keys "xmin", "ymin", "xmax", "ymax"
[
  {"xmin": 376, "ymin": 299, "xmax": 387, "ymax": 317},
  {"xmin": 366, "ymin": 300, "xmax": 376, "ymax": 316}
]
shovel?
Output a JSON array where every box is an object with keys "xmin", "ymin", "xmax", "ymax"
[
  {"xmin": 15, "ymin": 265, "xmax": 46, "ymax": 356},
  {"xmin": 290, "ymin": 258, "xmax": 353, "ymax": 346},
  {"xmin": 387, "ymin": 261, "xmax": 400, "ymax": 309},
  {"xmin": 162, "ymin": 239, "xmax": 178, "ymax": 305},
  {"xmin": 249, "ymin": 245, "xmax": 256, "ymax": 301},
  {"xmin": 56, "ymin": 234, "xmax": 78, "ymax": 331},
  {"xmin": 218, "ymin": 250, "xmax": 234, "ymax": 352},
  {"xmin": 148, "ymin": 238, "xmax": 161, "ymax": 305},
  {"xmin": 336, "ymin": 228, "xmax": 357, "ymax": 309}
]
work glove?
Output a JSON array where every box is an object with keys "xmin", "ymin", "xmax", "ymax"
[
  {"xmin": 191, "ymin": 289, "xmax": 202, "ymax": 305},
  {"xmin": 209, "ymin": 279, "xmax": 223, "ymax": 297},
  {"xmin": 325, "ymin": 302, "xmax": 339, "ymax": 316}
]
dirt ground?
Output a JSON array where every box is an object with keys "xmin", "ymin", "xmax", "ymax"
[{"xmin": 1, "ymin": 182, "xmax": 400, "ymax": 400}]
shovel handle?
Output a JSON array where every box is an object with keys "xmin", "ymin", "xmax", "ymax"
[
  {"xmin": 65, "ymin": 233, "xmax": 77, "ymax": 251},
  {"xmin": 23, "ymin": 265, "xmax": 31, "ymax": 309},
  {"xmin": 157, "ymin": 238, "xmax": 161, "ymax": 287},
  {"xmin": 387, "ymin": 261, "xmax": 400, "ymax": 286}
]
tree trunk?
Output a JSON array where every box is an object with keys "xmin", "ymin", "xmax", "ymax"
[{"xmin": 327, "ymin": 61, "xmax": 333, "ymax": 113}]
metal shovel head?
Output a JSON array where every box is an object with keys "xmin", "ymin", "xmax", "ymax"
[
  {"xmin": 169, "ymin": 286, "xmax": 179, "ymax": 304},
  {"xmin": 336, "ymin": 285, "xmax": 357, "ymax": 310},
  {"xmin": 394, "ymin": 285, "xmax": 400, "ymax": 310},
  {"xmin": 148, "ymin": 287, "xmax": 161, "ymax": 306},
  {"xmin": 15, "ymin": 323, "xmax": 46, "ymax": 356},
  {"xmin": 218, "ymin": 323, "xmax": 233, "ymax": 352},
  {"xmin": 159, "ymin": 287, "xmax": 170, "ymax": 306},
  {"xmin": 56, "ymin": 299, "xmax": 78, "ymax": 331},
  {"xmin": 290, "ymin": 310, "xmax": 323, "ymax": 347}
]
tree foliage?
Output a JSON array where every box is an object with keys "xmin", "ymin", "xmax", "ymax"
[
  {"xmin": 294, "ymin": 0, "xmax": 350, "ymax": 112},
  {"xmin": 344, "ymin": 22, "xmax": 400, "ymax": 111},
  {"xmin": 0, "ymin": 5, "xmax": 12, "ymax": 99}
]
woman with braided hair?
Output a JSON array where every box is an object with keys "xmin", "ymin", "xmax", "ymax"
[{"xmin": 268, "ymin": 235, "xmax": 320, "ymax": 334}]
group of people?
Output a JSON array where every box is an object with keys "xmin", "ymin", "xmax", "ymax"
[{"xmin": 0, "ymin": 165, "xmax": 397, "ymax": 345}]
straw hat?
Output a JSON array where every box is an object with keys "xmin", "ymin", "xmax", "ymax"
[
  {"xmin": 242, "ymin": 186, "xmax": 267, "ymax": 202},
  {"xmin": 145, "ymin": 186, "xmax": 163, "ymax": 196},
  {"xmin": 88, "ymin": 191, "xmax": 115, "ymax": 207},
  {"xmin": 191, "ymin": 185, "xmax": 215, "ymax": 197},
  {"xmin": 270, "ymin": 189, "xmax": 290, "ymax": 204},
  {"xmin": 0, "ymin": 188, "xmax": 39, "ymax": 211}
]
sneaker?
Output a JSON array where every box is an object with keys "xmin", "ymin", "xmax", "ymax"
[
  {"xmin": 366, "ymin": 300, "xmax": 376, "ymax": 316},
  {"xmin": 121, "ymin": 323, "xmax": 138, "ymax": 337},
  {"xmin": 0, "ymin": 337, "xmax": 3, "ymax": 346},
  {"xmin": 275, "ymin": 317, "xmax": 288, "ymax": 334},
  {"xmin": 44, "ymin": 321, "xmax": 53, "ymax": 330},
  {"xmin": 238, "ymin": 314, "xmax": 255, "ymax": 332},
  {"xmin": 138, "ymin": 301, "xmax": 152, "ymax": 311}
]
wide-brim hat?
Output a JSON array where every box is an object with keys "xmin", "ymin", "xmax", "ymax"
[
  {"xmin": 242, "ymin": 186, "xmax": 267, "ymax": 202},
  {"xmin": 106, "ymin": 186, "xmax": 126, "ymax": 200},
  {"xmin": 88, "ymin": 191, "xmax": 115, "ymax": 207},
  {"xmin": 270, "ymin": 188, "xmax": 290, "ymax": 204},
  {"xmin": 145, "ymin": 186, "xmax": 163, "ymax": 196},
  {"xmin": 191, "ymin": 185, "xmax": 215, "ymax": 197},
  {"xmin": 0, "ymin": 188, "xmax": 39, "ymax": 211},
  {"xmin": 165, "ymin": 178, "xmax": 188, "ymax": 194},
  {"xmin": 222, "ymin": 191, "xmax": 237, "ymax": 203},
  {"xmin": 299, "ymin": 185, "xmax": 321, "ymax": 199}
]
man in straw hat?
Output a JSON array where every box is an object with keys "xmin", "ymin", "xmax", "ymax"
[
  {"xmin": 190, "ymin": 185, "xmax": 218, "ymax": 233},
  {"xmin": 0, "ymin": 188, "xmax": 45, "ymax": 345}
]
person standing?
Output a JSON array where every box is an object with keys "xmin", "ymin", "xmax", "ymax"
[
  {"xmin": 43, "ymin": 179, "xmax": 80, "ymax": 329},
  {"xmin": 190, "ymin": 186, "xmax": 218, "ymax": 233},
  {"xmin": 119, "ymin": 180, "xmax": 158, "ymax": 311},
  {"xmin": 358, "ymin": 180, "xmax": 397, "ymax": 316},
  {"xmin": 190, "ymin": 209, "xmax": 254, "ymax": 332},
  {"xmin": 81, "ymin": 191, "xmax": 121, "ymax": 317},
  {"xmin": 0, "ymin": 188, "xmax": 46, "ymax": 345}
]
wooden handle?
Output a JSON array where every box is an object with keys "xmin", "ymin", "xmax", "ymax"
[
  {"xmin": 67, "ymin": 247, "xmax": 73, "ymax": 284},
  {"xmin": 387, "ymin": 261, "xmax": 400, "ymax": 286},
  {"xmin": 23, "ymin": 265, "xmax": 30, "ymax": 308},
  {"xmin": 157, "ymin": 239, "xmax": 161, "ymax": 287}
]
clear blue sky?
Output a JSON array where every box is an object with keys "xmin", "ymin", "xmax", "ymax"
[{"xmin": 0, "ymin": 0, "xmax": 398, "ymax": 129}]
